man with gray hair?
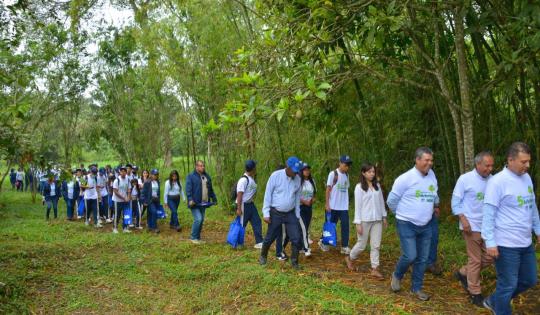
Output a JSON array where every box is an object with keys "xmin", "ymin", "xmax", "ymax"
[
  {"xmin": 452, "ymin": 151, "xmax": 495, "ymax": 307},
  {"xmin": 482, "ymin": 142, "xmax": 540, "ymax": 314},
  {"xmin": 387, "ymin": 147, "xmax": 440, "ymax": 301}
]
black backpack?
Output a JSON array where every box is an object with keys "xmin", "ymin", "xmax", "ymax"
[{"xmin": 230, "ymin": 175, "xmax": 249, "ymax": 202}]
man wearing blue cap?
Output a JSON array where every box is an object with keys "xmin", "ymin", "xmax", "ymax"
[
  {"xmin": 236, "ymin": 160, "xmax": 263, "ymax": 248},
  {"xmin": 319, "ymin": 155, "xmax": 352, "ymax": 254},
  {"xmin": 259, "ymin": 156, "xmax": 303, "ymax": 269}
]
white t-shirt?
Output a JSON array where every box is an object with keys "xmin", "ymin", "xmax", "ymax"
[
  {"xmin": 50, "ymin": 183, "xmax": 56, "ymax": 196},
  {"xmin": 300, "ymin": 180, "xmax": 315, "ymax": 202},
  {"xmin": 151, "ymin": 181, "xmax": 159, "ymax": 198},
  {"xmin": 97, "ymin": 175, "xmax": 108, "ymax": 196},
  {"xmin": 452, "ymin": 169, "xmax": 491, "ymax": 232},
  {"xmin": 84, "ymin": 175, "xmax": 98, "ymax": 200},
  {"xmin": 326, "ymin": 169, "xmax": 350, "ymax": 211},
  {"xmin": 237, "ymin": 174, "xmax": 257, "ymax": 203},
  {"xmin": 484, "ymin": 167, "xmax": 537, "ymax": 248},
  {"xmin": 67, "ymin": 181, "xmax": 75, "ymax": 199},
  {"xmin": 16, "ymin": 171, "xmax": 24, "ymax": 181},
  {"xmin": 391, "ymin": 167, "xmax": 438, "ymax": 226},
  {"xmin": 112, "ymin": 176, "xmax": 130, "ymax": 202}
]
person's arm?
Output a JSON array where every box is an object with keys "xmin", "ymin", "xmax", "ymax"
[
  {"xmin": 532, "ymin": 202, "xmax": 540, "ymax": 241},
  {"xmin": 163, "ymin": 180, "xmax": 170, "ymax": 205},
  {"xmin": 185, "ymin": 175, "xmax": 193, "ymax": 206},
  {"xmin": 295, "ymin": 181, "xmax": 301, "ymax": 219},
  {"xmin": 325, "ymin": 171, "xmax": 333, "ymax": 212},
  {"xmin": 386, "ymin": 192, "xmax": 400, "ymax": 214},
  {"xmin": 262, "ymin": 175, "xmax": 275, "ymax": 222},
  {"xmin": 236, "ymin": 177, "xmax": 246, "ymax": 214},
  {"xmin": 353, "ymin": 185, "xmax": 363, "ymax": 225},
  {"xmin": 481, "ymin": 203, "xmax": 498, "ymax": 255},
  {"xmin": 386, "ymin": 175, "xmax": 405, "ymax": 214}
]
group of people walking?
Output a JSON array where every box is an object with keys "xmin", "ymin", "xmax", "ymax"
[
  {"xmin": 31, "ymin": 141, "xmax": 538, "ymax": 315},
  {"xmin": 39, "ymin": 161, "xmax": 217, "ymax": 242}
]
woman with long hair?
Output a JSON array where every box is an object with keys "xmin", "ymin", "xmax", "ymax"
[
  {"xmin": 139, "ymin": 169, "xmax": 150, "ymax": 219},
  {"xmin": 164, "ymin": 170, "xmax": 185, "ymax": 231},
  {"xmin": 345, "ymin": 162, "xmax": 387, "ymax": 279}
]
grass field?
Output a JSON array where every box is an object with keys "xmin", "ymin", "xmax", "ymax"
[{"xmin": 1, "ymin": 188, "xmax": 539, "ymax": 314}]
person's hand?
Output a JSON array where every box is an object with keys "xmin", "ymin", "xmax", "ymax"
[
  {"xmin": 236, "ymin": 207, "xmax": 242, "ymax": 216},
  {"xmin": 460, "ymin": 215, "xmax": 472, "ymax": 234},
  {"xmin": 434, "ymin": 207, "xmax": 440, "ymax": 217},
  {"xmin": 356, "ymin": 224, "xmax": 363, "ymax": 235},
  {"xmin": 536, "ymin": 235, "xmax": 540, "ymax": 249},
  {"xmin": 383, "ymin": 218, "xmax": 388, "ymax": 229},
  {"xmin": 189, "ymin": 200, "xmax": 195, "ymax": 207},
  {"xmin": 486, "ymin": 246, "xmax": 499, "ymax": 259},
  {"xmin": 309, "ymin": 199, "xmax": 315, "ymax": 206},
  {"xmin": 263, "ymin": 217, "xmax": 271, "ymax": 224},
  {"xmin": 325, "ymin": 202, "xmax": 331, "ymax": 213},
  {"xmin": 165, "ymin": 204, "xmax": 169, "ymax": 209}
]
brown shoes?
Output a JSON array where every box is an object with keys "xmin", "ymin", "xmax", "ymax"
[{"xmin": 370, "ymin": 268, "xmax": 384, "ymax": 279}]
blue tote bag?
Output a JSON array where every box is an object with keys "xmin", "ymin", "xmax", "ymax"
[
  {"xmin": 123, "ymin": 207, "xmax": 132, "ymax": 226},
  {"xmin": 77, "ymin": 197, "xmax": 85, "ymax": 217},
  {"xmin": 226, "ymin": 216, "xmax": 245, "ymax": 248},
  {"xmin": 156, "ymin": 204, "xmax": 167, "ymax": 219},
  {"xmin": 322, "ymin": 213, "xmax": 337, "ymax": 246}
]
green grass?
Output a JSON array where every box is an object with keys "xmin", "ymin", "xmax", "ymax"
[{"xmin": 1, "ymin": 189, "xmax": 538, "ymax": 314}]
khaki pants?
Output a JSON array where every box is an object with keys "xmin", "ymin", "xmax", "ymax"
[
  {"xmin": 349, "ymin": 221, "xmax": 382, "ymax": 268},
  {"xmin": 459, "ymin": 231, "xmax": 494, "ymax": 294}
]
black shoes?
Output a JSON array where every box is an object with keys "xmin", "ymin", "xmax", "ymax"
[
  {"xmin": 453, "ymin": 270, "xmax": 468, "ymax": 292},
  {"xmin": 470, "ymin": 294, "xmax": 484, "ymax": 307},
  {"xmin": 258, "ymin": 256, "xmax": 267, "ymax": 265}
]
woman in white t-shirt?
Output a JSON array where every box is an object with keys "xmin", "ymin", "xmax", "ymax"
[{"xmin": 345, "ymin": 162, "xmax": 387, "ymax": 279}]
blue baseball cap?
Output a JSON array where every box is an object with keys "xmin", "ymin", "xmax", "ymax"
[
  {"xmin": 98, "ymin": 167, "xmax": 106, "ymax": 174},
  {"xmin": 245, "ymin": 160, "xmax": 256, "ymax": 172},
  {"xmin": 286, "ymin": 156, "xmax": 302, "ymax": 174},
  {"xmin": 340, "ymin": 155, "xmax": 352, "ymax": 165},
  {"xmin": 151, "ymin": 169, "xmax": 159, "ymax": 175}
]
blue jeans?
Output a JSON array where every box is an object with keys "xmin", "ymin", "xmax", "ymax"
[
  {"xmin": 330, "ymin": 210, "xmax": 350, "ymax": 247},
  {"xmin": 487, "ymin": 245, "xmax": 537, "ymax": 315},
  {"xmin": 168, "ymin": 197, "xmax": 180, "ymax": 228},
  {"xmin": 45, "ymin": 197, "xmax": 59, "ymax": 219},
  {"xmin": 65, "ymin": 198, "xmax": 75, "ymax": 219},
  {"xmin": 148, "ymin": 202, "xmax": 158, "ymax": 230},
  {"xmin": 85, "ymin": 199, "xmax": 98, "ymax": 224},
  {"xmin": 427, "ymin": 215, "xmax": 439, "ymax": 266},
  {"xmin": 114, "ymin": 201, "xmax": 130, "ymax": 229},
  {"xmin": 190, "ymin": 207, "xmax": 206, "ymax": 240},
  {"xmin": 394, "ymin": 219, "xmax": 432, "ymax": 292},
  {"xmin": 242, "ymin": 202, "xmax": 263, "ymax": 244},
  {"xmin": 131, "ymin": 200, "xmax": 140, "ymax": 226}
]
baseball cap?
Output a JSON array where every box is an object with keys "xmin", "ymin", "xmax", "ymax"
[
  {"xmin": 151, "ymin": 169, "xmax": 159, "ymax": 175},
  {"xmin": 245, "ymin": 160, "xmax": 256, "ymax": 172},
  {"xmin": 286, "ymin": 156, "xmax": 302, "ymax": 174},
  {"xmin": 340, "ymin": 155, "xmax": 352, "ymax": 165}
]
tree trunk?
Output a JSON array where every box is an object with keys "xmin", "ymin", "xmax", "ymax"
[
  {"xmin": 0, "ymin": 160, "xmax": 13, "ymax": 193},
  {"xmin": 454, "ymin": 5, "xmax": 475, "ymax": 171}
]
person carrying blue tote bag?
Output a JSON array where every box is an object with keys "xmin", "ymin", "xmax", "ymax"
[
  {"xmin": 322, "ymin": 213, "xmax": 337, "ymax": 246},
  {"xmin": 227, "ymin": 216, "xmax": 245, "ymax": 248},
  {"xmin": 77, "ymin": 196, "xmax": 85, "ymax": 218}
]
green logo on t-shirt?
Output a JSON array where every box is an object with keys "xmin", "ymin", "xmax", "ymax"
[
  {"xmin": 517, "ymin": 196, "xmax": 525, "ymax": 207},
  {"xmin": 476, "ymin": 192, "xmax": 484, "ymax": 201},
  {"xmin": 415, "ymin": 190, "xmax": 422, "ymax": 198},
  {"xmin": 528, "ymin": 186, "xmax": 533, "ymax": 194},
  {"xmin": 428, "ymin": 185, "xmax": 435, "ymax": 192}
]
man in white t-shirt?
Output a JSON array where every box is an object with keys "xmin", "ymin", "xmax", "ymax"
[
  {"xmin": 236, "ymin": 160, "xmax": 263, "ymax": 249},
  {"xmin": 387, "ymin": 147, "xmax": 439, "ymax": 301},
  {"xmin": 81, "ymin": 166, "xmax": 102, "ymax": 228},
  {"xmin": 319, "ymin": 155, "xmax": 352, "ymax": 255},
  {"xmin": 112, "ymin": 166, "xmax": 131, "ymax": 234},
  {"xmin": 451, "ymin": 151, "xmax": 494, "ymax": 307},
  {"xmin": 481, "ymin": 142, "xmax": 540, "ymax": 315}
]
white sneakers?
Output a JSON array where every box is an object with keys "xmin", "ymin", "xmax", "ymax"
[
  {"xmin": 123, "ymin": 228, "xmax": 131, "ymax": 233},
  {"xmin": 190, "ymin": 239, "xmax": 205, "ymax": 244},
  {"xmin": 340, "ymin": 247, "xmax": 351, "ymax": 255},
  {"xmin": 84, "ymin": 220, "xmax": 89, "ymax": 226},
  {"xmin": 254, "ymin": 243, "xmax": 263, "ymax": 249},
  {"xmin": 136, "ymin": 226, "xmax": 143, "ymax": 230},
  {"xmin": 95, "ymin": 223, "xmax": 103, "ymax": 228},
  {"xmin": 304, "ymin": 249, "xmax": 312, "ymax": 257},
  {"xmin": 112, "ymin": 228, "xmax": 119, "ymax": 234},
  {"xmin": 318, "ymin": 240, "xmax": 329, "ymax": 252},
  {"xmin": 105, "ymin": 218, "xmax": 112, "ymax": 223}
]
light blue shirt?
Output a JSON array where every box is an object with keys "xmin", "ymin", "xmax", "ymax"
[
  {"xmin": 451, "ymin": 169, "xmax": 491, "ymax": 232},
  {"xmin": 262, "ymin": 169, "xmax": 301, "ymax": 219}
]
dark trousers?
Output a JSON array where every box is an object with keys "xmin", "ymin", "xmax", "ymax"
[
  {"xmin": 100, "ymin": 196, "xmax": 109, "ymax": 219},
  {"xmin": 282, "ymin": 205, "xmax": 312, "ymax": 251},
  {"xmin": 330, "ymin": 210, "xmax": 350, "ymax": 247},
  {"xmin": 65, "ymin": 198, "xmax": 75, "ymax": 219},
  {"xmin": 148, "ymin": 202, "xmax": 158, "ymax": 230},
  {"xmin": 114, "ymin": 201, "xmax": 129, "ymax": 229},
  {"xmin": 131, "ymin": 200, "xmax": 140, "ymax": 226},
  {"xmin": 85, "ymin": 199, "xmax": 98, "ymax": 224},
  {"xmin": 242, "ymin": 202, "xmax": 263, "ymax": 244},
  {"xmin": 263, "ymin": 209, "xmax": 301, "ymax": 249},
  {"xmin": 427, "ymin": 215, "xmax": 439, "ymax": 266}
]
